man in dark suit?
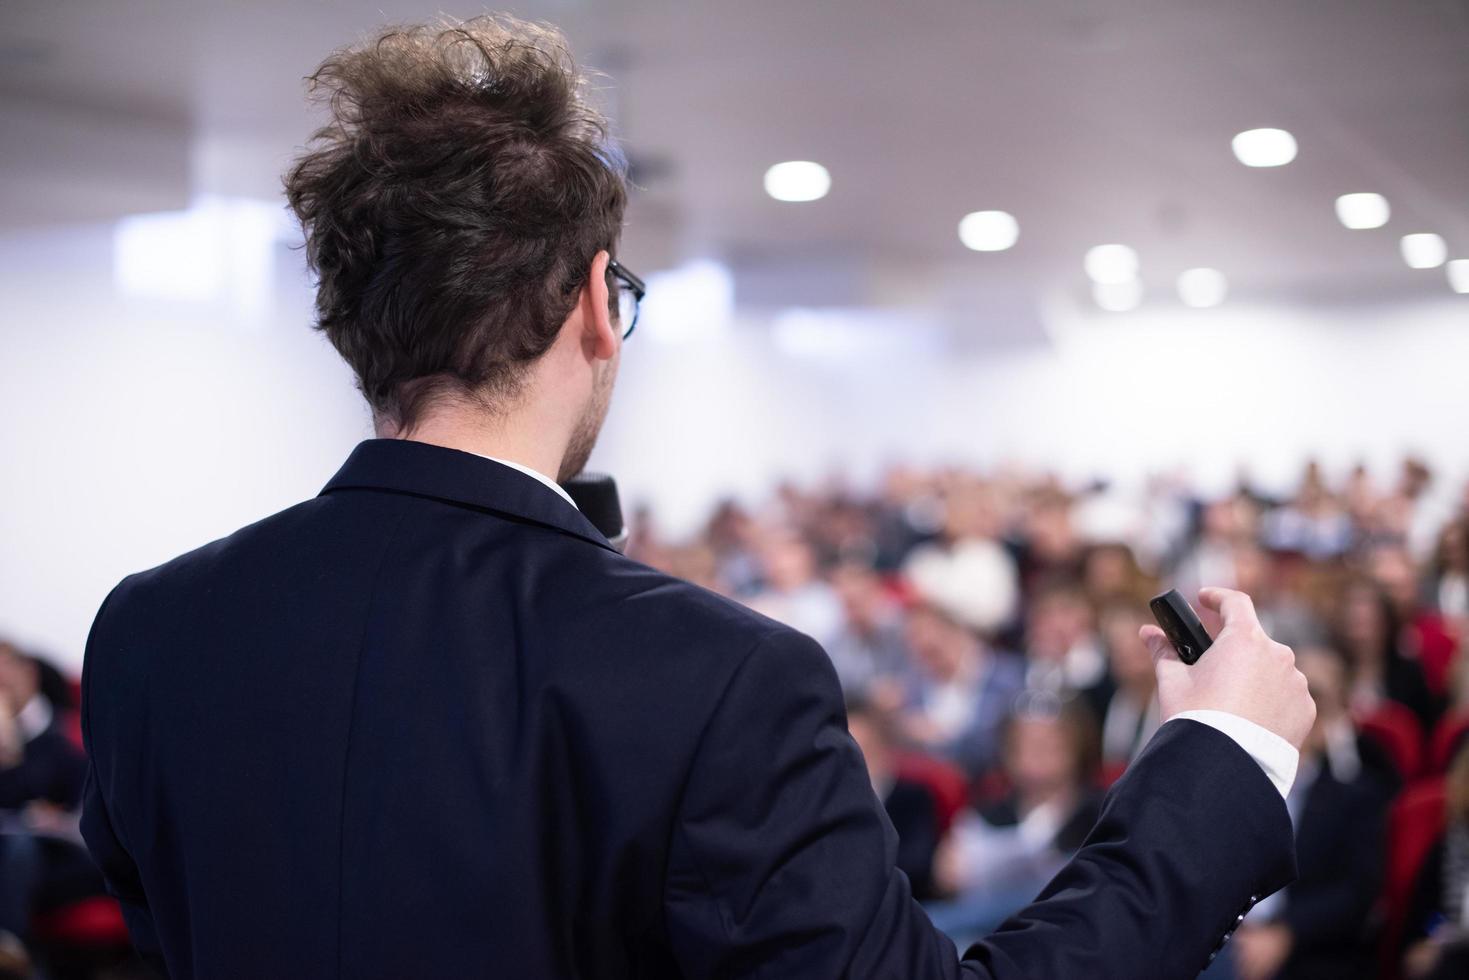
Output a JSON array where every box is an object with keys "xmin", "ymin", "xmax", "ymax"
[{"xmin": 81, "ymin": 15, "xmax": 1316, "ymax": 979}]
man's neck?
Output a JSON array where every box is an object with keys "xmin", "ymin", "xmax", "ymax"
[{"xmin": 378, "ymin": 405, "xmax": 569, "ymax": 487}]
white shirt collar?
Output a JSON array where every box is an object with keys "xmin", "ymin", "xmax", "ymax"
[{"xmin": 471, "ymin": 453, "xmax": 578, "ymax": 510}]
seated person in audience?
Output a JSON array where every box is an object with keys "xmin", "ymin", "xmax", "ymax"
[
  {"xmin": 1220, "ymin": 646, "xmax": 1393, "ymax": 980},
  {"xmin": 701, "ymin": 500, "xmax": 764, "ymax": 596},
  {"xmin": 1078, "ymin": 541, "xmax": 1152, "ymax": 610},
  {"xmin": 901, "ymin": 478, "xmax": 1019, "ymax": 639},
  {"xmin": 1260, "ymin": 461, "xmax": 1354, "ymax": 560},
  {"xmin": 1451, "ymin": 653, "xmax": 1469, "ymax": 719},
  {"xmin": 825, "ymin": 561, "xmax": 911, "ymax": 697},
  {"xmin": 0, "ymin": 641, "xmax": 88, "ymax": 949},
  {"xmin": 1168, "ymin": 495, "xmax": 1258, "ymax": 600},
  {"xmin": 1430, "ymin": 521, "xmax": 1468, "ymax": 712},
  {"xmin": 1402, "ymin": 740, "xmax": 1469, "ymax": 980},
  {"xmin": 924, "ymin": 695, "xmax": 1102, "ymax": 943},
  {"xmin": 1020, "ymin": 580, "xmax": 1106, "ymax": 696},
  {"xmin": 744, "ymin": 527, "xmax": 845, "ymax": 649},
  {"xmin": 1370, "ymin": 543, "xmax": 1462, "ymax": 699},
  {"xmin": 1231, "ymin": 543, "xmax": 1327, "ymax": 653},
  {"xmin": 897, "ymin": 600, "xmax": 1024, "ymax": 778},
  {"xmin": 1431, "ymin": 518, "xmax": 1468, "ymax": 624},
  {"xmin": 845, "ymin": 694, "xmax": 941, "ymax": 900},
  {"xmin": 1011, "ymin": 489, "xmax": 1085, "ymax": 592},
  {"xmin": 1087, "ymin": 601, "xmax": 1161, "ymax": 768},
  {"xmin": 1336, "ymin": 577, "xmax": 1440, "ymax": 731},
  {"xmin": 0, "ymin": 643, "xmax": 84, "ymax": 811},
  {"xmin": 870, "ymin": 465, "xmax": 944, "ymax": 572}
]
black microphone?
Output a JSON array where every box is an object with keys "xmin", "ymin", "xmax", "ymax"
[{"xmin": 560, "ymin": 472, "xmax": 628, "ymax": 553}]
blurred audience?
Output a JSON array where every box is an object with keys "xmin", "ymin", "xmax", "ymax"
[
  {"xmin": 924, "ymin": 695, "xmax": 1102, "ymax": 943},
  {"xmin": 1078, "ymin": 541, "xmax": 1154, "ymax": 610},
  {"xmin": 1088, "ymin": 601, "xmax": 1162, "ymax": 767},
  {"xmin": 627, "ymin": 455, "xmax": 1467, "ymax": 974},
  {"xmin": 1370, "ymin": 544, "xmax": 1461, "ymax": 700},
  {"xmin": 897, "ymin": 602, "xmax": 1024, "ymax": 778},
  {"xmin": 1019, "ymin": 581, "xmax": 1105, "ymax": 697},
  {"xmin": 2, "ymin": 642, "xmax": 87, "ymax": 932},
  {"xmin": 825, "ymin": 562, "xmax": 911, "ymax": 696},
  {"xmin": 0, "ymin": 640, "xmax": 102, "ymax": 977},
  {"xmin": 1402, "ymin": 742, "xmax": 1469, "ymax": 980},
  {"xmin": 6, "ymin": 455, "xmax": 1467, "ymax": 974},
  {"xmin": 1232, "ymin": 543, "xmax": 1327, "ymax": 652},
  {"xmin": 1432, "ymin": 520, "xmax": 1468, "ymax": 624},
  {"xmin": 846, "ymin": 695, "xmax": 942, "ymax": 900},
  {"xmin": 1336, "ymin": 577, "xmax": 1440, "ymax": 730},
  {"xmin": 0, "ymin": 642, "xmax": 85, "ymax": 814},
  {"xmin": 901, "ymin": 478, "xmax": 1018, "ymax": 637},
  {"xmin": 744, "ymin": 528, "xmax": 845, "ymax": 650},
  {"xmin": 1262, "ymin": 461, "xmax": 1354, "ymax": 560},
  {"xmin": 1223, "ymin": 646, "xmax": 1395, "ymax": 980}
]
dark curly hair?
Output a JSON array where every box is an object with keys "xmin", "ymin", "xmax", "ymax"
[{"xmin": 284, "ymin": 15, "xmax": 627, "ymax": 429}]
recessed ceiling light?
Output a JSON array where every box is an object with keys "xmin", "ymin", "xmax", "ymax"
[
  {"xmin": 1334, "ymin": 192, "xmax": 1391, "ymax": 230},
  {"xmin": 1084, "ymin": 244, "xmax": 1139, "ymax": 284},
  {"xmin": 1447, "ymin": 259, "xmax": 1469, "ymax": 294},
  {"xmin": 958, "ymin": 210, "xmax": 1020, "ymax": 252},
  {"xmin": 763, "ymin": 161, "xmax": 830, "ymax": 202},
  {"xmin": 1231, "ymin": 128, "xmax": 1298, "ymax": 168},
  {"xmin": 1177, "ymin": 268, "xmax": 1228, "ymax": 308},
  {"xmin": 1401, "ymin": 233, "xmax": 1447, "ymax": 270},
  {"xmin": 1093, "ymin": 279, "xmax": 1143, "ymax": 312}
]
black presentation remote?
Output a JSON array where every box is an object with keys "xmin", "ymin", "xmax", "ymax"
[{"xmin": 1148, "ymin": 589, "xmax": 1214, "ymax": 665}]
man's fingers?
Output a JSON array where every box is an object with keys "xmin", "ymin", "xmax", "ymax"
[
  {"xmin": 1198, "ymin": 586, "xmax": 1258, "ymax": 630},
  {"xmin": 1140, "ymin": 624, "xmax": 1178, "ymax": 665}
]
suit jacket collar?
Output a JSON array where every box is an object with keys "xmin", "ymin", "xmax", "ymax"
[{"xmin": 320, "ymin": 439, "xmax": 616, "ymax": 553}]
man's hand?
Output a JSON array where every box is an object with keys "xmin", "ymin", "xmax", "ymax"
[{"xmin": 1141, "ymin": 587, "xmax": 1316, "ymax": 750}]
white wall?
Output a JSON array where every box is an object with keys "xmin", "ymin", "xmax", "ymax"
[
  {"xmin": 1, "ymin": 219, "xmax": 372, "ymax": 669},
  {"xmin": 4, "ymin": 215, "xmax": 1467, "ymax": 669},
  {"xmin": 604, "ymin": 295, "xmax": 1469, "ymax": 533}
]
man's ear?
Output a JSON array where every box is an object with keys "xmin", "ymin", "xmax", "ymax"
[{"xmin": 581, "ymin": 250, "xmax": 617, "ymax": 361}]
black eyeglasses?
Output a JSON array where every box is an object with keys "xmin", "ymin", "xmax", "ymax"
[{"xmin": 607, "ymin": 259, "xmax": 646, "ymax": 340}]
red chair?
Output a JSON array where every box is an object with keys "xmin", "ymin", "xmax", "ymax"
[
  {"xmin": 1379, "ymin": 778, "xmax": 1447, "ymax": 980},
  {"xmin": 30, "ymin": 896, "xmax": 135, "ymax": 980},
  {"xmin": 1428, "ymin": 711, "xmax": 1469, "ymax": 775},
  {"xmin": 1097, "ymin": 759, "xmax": 1129, "ymax": 790},
  {"xmin": 1356, "ymin": 702, "xmax": 1426, "ymax": 781},
  {"xmin": 895, "ymin": 752, "xmax": 970, "ymax": 837},
  {"xmin": 968, "ymin": 769, "xmax": 1012, "ymax": 810},
  {"xmin": 29, "ymin": 896, "xmax": 131, "ymax": 948},
  {"xmin": 1410, "ymin": 614, "xmax": 1458, "ymax": 698}
]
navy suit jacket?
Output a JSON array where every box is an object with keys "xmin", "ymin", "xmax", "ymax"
[{"xmin": 81, "ymin": 439, "xmax": 1295, "ymax": 978}]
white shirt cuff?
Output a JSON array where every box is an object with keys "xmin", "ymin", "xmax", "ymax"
[{"xmin": 1168, "ymin": 710, "xmax": 1299, "ymax": 799}]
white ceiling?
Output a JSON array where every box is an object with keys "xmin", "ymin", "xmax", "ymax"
[{"xmin": 3, "ymin": 0, "xmax": 1467, "ymax": 319}]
